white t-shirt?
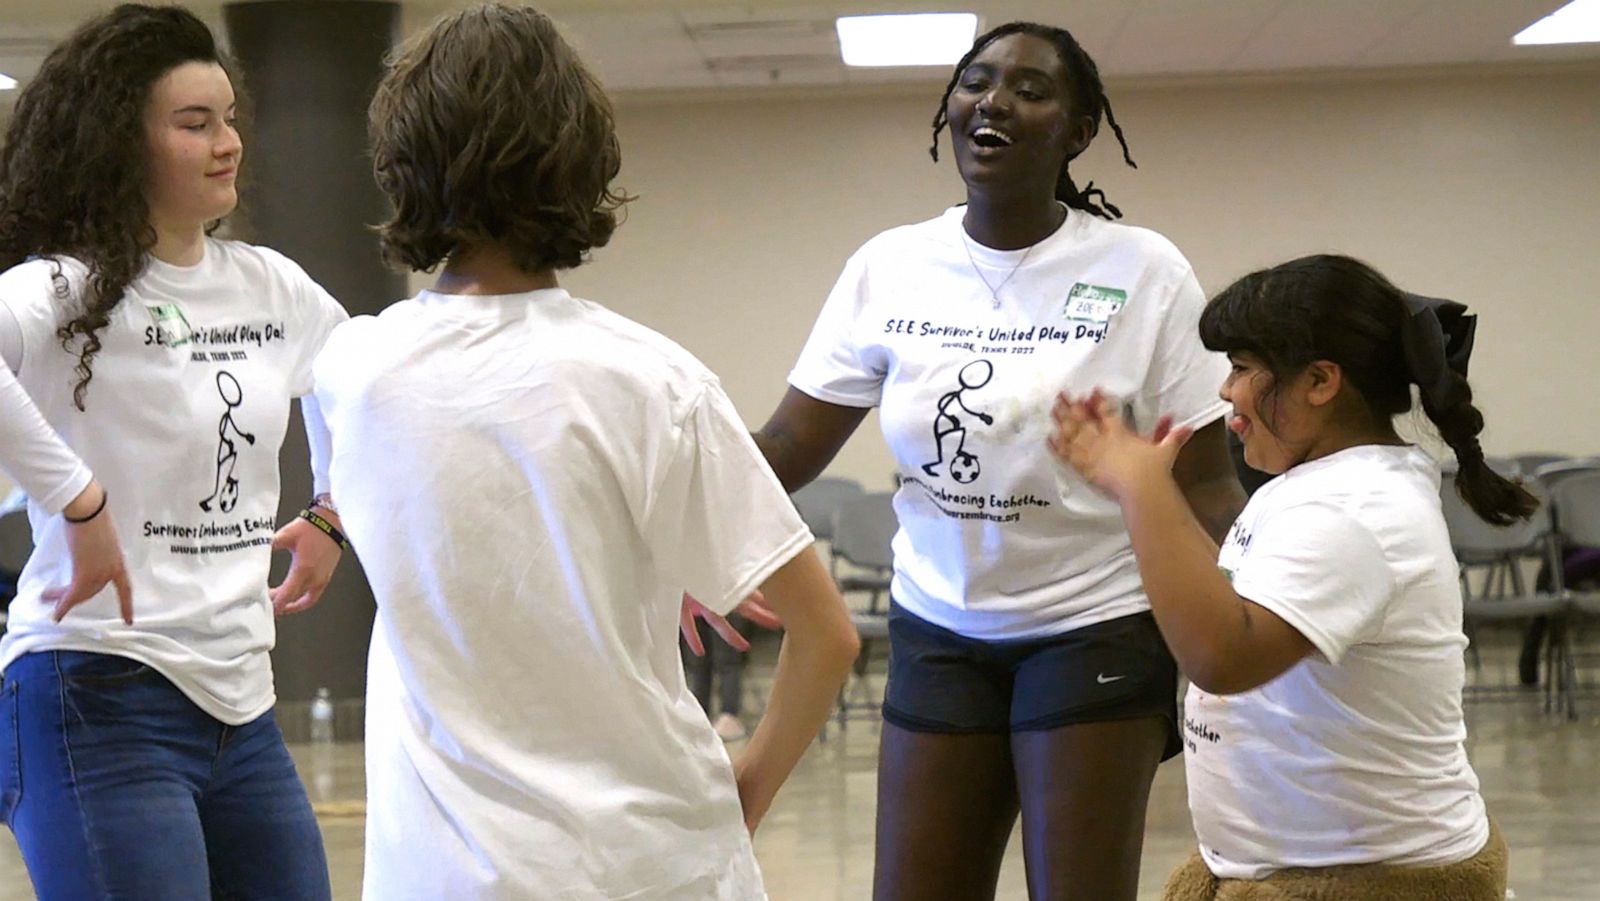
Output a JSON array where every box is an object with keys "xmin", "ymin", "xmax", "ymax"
[
  {"xmin": 0, "ymin": 240, "xmax": 347, "ymax": 724},
  {"xmin": 1184, "ymin": 444, "xmax": 1489, "ymax": 879},
  {"xmin": 789, "ymin": 206, "xmax": 1228, "ymax": 639},
  {"xmin": 313, "ymin": 288, "xmax": 812, "ymax": 901}
]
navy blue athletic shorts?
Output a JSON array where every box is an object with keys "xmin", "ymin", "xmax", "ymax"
[{"xmin": 882, "ymin": 602, "xmax": 1183, "ymax": 760}]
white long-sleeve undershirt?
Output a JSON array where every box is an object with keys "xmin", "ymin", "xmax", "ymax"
[{"xmin": 0, "ymin": 302, "xmax": 93, "ymax": 515}]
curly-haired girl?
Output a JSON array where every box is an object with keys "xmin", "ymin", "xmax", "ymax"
[{"xmin": 0, "ymin": 5, "xmax": 348, "ymax": 897}]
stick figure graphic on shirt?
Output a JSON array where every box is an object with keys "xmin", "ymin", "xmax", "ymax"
[
  {"xmin": 921, "ymin": 359, "xmax": 994, "ymax": 484},
  {"xmin": 199, "ymin": 371, "xmax": 254, "ymax": 513}
]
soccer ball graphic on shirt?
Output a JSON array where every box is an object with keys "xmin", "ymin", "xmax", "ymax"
[
  {"xmin": 949, "ymin": 451, "xmax": 981, "ymax": 484},
  {"xmin": 922, "ymin": 359, "xmax": 995, "ymax": 485}
]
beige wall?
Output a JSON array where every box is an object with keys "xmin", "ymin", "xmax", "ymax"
[
  {"xmin": 469, "ymin": 65, "xmax": 1598, "ymax": 491},
  {"xmin": 4, "ymin": 65, "xmax": 1594, "ymax": 501}
]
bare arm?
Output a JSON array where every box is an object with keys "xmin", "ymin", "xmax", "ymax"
[
  {"xmin": 1050, "ymin": 397, "xmax": 1311, "ymax": 695},
  {"xmin": 1171, "ymin": 419, "xmax": 1247, "ymax": 546},
  {"xmin": 750, "ymin": 388, "xmax": 871, "ymax": 492},
  {"xmin": 732, "ymin": 547, "xmax": 860, "ymax": 831},
  {"xmin": 1118, "ymin": 474, "xmax": 1314, "ymax": 694}
]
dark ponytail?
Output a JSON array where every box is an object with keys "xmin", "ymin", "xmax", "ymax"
[
  {"xmin": 1199, "ymin": 254, "xmax": 1537, "ymax": 525},
  {"xmin": 1417, "ymin": 356, "xmax": 1538, "ymax": 526}
]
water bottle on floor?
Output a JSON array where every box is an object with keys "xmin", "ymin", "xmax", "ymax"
[
  {"xmin": 308, "ymin": 687, "xmax": 337, "ymax": 802},
  {"xmin": 310, "ymin": 687, "xmax": 335, "ymax": 744}
]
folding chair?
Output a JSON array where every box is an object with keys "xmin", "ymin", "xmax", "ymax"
[
  {"xmin": 829, "ymin": 491, "xmax": 897, "ymax": 728},
  {"xmin": 1534, "ymin": 457, "xmax": 1600, "ymax": 598},
  {"xmin": 1510, "ymin": 461, "xmax": 1599, "ymax": 682},
  {"xmin": 1552, "ymin": 472, "xmax": 1600, "ymax": 702},
  {"xmin": 1534, "ymin": 457, "xmax": 1600, "ymax": 492},
  {"xmin": 790, "ymin": 476, "xmax": 864, "ymax": 578},
  {"xmin": 1443, "ymin": 468, "xmax": 1537, "ymax": 599},
  {"xmin": 1443, "ymin": 475, "xmax": 1573, "ymax": 717},
  {"xmin": 1515, "ymin": 452, "xmax": 1572, "ymax": 475},
  {"xmin": 1550, "ymin": 472, "xmax": 1600, "ymax": 588}
]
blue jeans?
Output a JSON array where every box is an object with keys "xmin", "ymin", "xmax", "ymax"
[{"xmin": 0, "ymin": 651, "xmax": 331, "ymax": 900}]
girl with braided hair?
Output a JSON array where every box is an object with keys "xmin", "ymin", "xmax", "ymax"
[
  {"xmin": 1050, "ymin": 254, "xmax": 1519, "ymax": 900},
  {"xmin": 756, "ymin": 21, "xmax": 1244, "ymax": 900}
]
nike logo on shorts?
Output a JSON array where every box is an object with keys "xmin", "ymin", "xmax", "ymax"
[{"xmin": 1096, "ymin": 673, "xmax": 1126, "ymax": 684}]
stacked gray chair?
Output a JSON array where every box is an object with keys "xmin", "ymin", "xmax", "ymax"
[
  {"xmin": 1549, "ymin": 472, "xmax": 1600, "ymax": 586},
  {"xmin": 1442, "ymin": 473, "xmax": 1573, "ymax": 717},
  {"xmin": 1444, "ymin": 459, "xmax": 1532, "ymax": 596},
  {"xmin": 1518, "ymin": 458, "xmax": 1599, "ymax": 700},
  {"xmin": 1551, "ymin": 472, "xmax": 1600, "ymax": 695},
  {"xmin": 790, "ymin": 476, "xmax": 865, "ymax": 570},
  {"xmin": 1534, "ymin": 457, "xmax": 1600, "ymax": 493},
  {"xmin": 829, "ymin": 491, "xmax": 897, "ymax": 728},
  {"xmin": 1515, "ymin": 452, "xmax": 1572, "ymax": 475}
]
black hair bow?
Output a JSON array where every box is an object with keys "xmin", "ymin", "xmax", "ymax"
[{"xmin": 1400, "ymin": 292, "xmax": 1477, "ymax": 412}]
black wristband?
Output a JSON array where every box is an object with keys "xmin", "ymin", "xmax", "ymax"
[
  {"xmin": 64, "ymin": 490, "xmax": 108, "ymax": 524},
  {"xmin": 299, "ymin": 508, "xmax": 351, "ymax": 551}
]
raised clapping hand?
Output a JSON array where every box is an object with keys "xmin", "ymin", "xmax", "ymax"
[{"xmin": 1047, "ymin": 389, "xmax": 1194, "ymax": 500}]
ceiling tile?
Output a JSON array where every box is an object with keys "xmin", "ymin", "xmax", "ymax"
[
  {"xmin": 1229, "ymin": 0, "xmax": 1430, "ymax": 71},
  {"xmin": 559, "ymin": 11, "xmax": 718, "ymax": 90},
  {"xmin": 1357, "ymin": 0, "xmax": 1573, "ymax": 66},
  {"xmin": 1104, "ymin": 0, "xmax": 1293, "ymax": 76},
  {"xmin": 1, "ymin": 0, "xmax": 1597, "ymax": 98}
]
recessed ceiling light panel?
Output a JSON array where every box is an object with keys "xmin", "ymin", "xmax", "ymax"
[{"xmin": 836, "ymin": 13, "xmax": 978, "ymax": 67}]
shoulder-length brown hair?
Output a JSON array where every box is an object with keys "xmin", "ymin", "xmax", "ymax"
[{"xmin": 368, "ymin": 3, "xmax": 630, "ymax": 274}]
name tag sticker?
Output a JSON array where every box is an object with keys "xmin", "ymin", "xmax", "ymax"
[
  {"xmin": 1062, "ymin": 283, "xmax": 1127, "ymax": 324},
  {"xmin": 146, "ymin": 302, "xmax": 193, "ymax": 348}
]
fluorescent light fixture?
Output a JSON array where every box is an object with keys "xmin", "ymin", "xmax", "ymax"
[
  {"xmin": 0, "ymin": 74, "xmax": 16, "ymax": 91},
  {"xmin": 837, "ymin": 13, "xmax": 978, "ymax": 67},
  {"xmin": 1513, "ymin": 0, "xmax": 1600, "ymax": 45}
]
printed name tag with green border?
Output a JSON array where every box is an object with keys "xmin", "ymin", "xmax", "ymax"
[
  {"xmin": 1062, "ymin": 283, "xmax": 1127, "ymax": 324},
  {"xmin": 146, "ymin": 302, "xmax": 194, "ymax": 347}
]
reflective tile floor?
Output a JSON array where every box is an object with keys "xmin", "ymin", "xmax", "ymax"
[{"xmin": 3, "ymin": 646, "xmax": 1597, "ymax": 899}]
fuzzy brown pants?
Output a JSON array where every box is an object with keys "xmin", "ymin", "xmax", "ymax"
[{"xmin": 1162, "ymin": 820, "xmax": 1507, "ymax": 901}]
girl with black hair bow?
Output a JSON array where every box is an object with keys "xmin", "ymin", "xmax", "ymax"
[{"xmin": 1050, "ymin": 254, "xmax": 1522, "ymax": 900}]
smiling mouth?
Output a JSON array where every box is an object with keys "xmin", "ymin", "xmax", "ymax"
[{"xmin": 970, "ymin": 126, "xmax": 1015, "ymax": 150}]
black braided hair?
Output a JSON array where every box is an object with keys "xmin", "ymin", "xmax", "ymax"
[
  {"xmin": 1199, "ymin": 254, "xmax": 1538, "ymax": 526},
  {"xmin": 930, "ymin": 21, "xmax": 1134, "ymax": 220}
]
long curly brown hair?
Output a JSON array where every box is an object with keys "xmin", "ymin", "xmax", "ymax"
[{"xmin": 0, "ymin": 4, "xmax": 230, "ymax": 410}]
